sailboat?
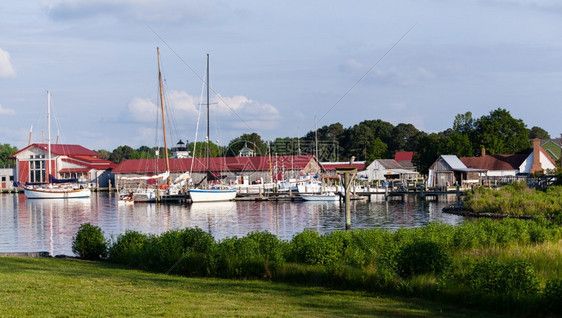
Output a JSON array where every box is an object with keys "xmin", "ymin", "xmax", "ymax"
[
  {"xmin": 23, "ymin": 91, "xmax": 91, "ymax": 199},
  {"xmin": 118, "ymin": 47, "xmax": 188, "ymax": 203},
  {"xmin": 189, "ymin": 54, "xmax": 236, "ymax": 203}
]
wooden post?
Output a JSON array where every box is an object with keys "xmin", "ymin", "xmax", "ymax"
[{"xmin": 336, "ymin": 167, "xmax": 357, "ymax": 231}]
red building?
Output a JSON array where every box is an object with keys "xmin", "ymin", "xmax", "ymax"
[{"xmin": 12, "ymin": 143, "xmax": 115, "ymax": 188}]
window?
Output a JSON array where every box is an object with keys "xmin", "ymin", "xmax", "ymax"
[{"xmin": 29, "ymin": 154, "xmax": 46, "ymax": 183}]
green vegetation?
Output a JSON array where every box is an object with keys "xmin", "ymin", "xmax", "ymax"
[
  {"xmin": 0, "ymin": 257, "xmax": 494, "ymax": 317},
  {"xmin": 0, "ymin": 143, "xmax": 17, "ymax": 166},
  {"xmin": 464, "ymin": 181, "xmax": 562, "ymax": 217},
  {"xmin": 72, "ymin": 223, "xmax": 109, "ymax": 260},
  {"xmin": 73, "ymin": 218, "xmax": 562, "ymax": 316}
]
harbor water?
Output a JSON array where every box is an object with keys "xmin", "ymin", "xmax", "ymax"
[{"xmin": 0, "ymin": 192, "xmax": 466, "ymax": 256}]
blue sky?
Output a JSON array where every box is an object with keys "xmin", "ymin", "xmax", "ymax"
[{"xmin": 1, "ymin": 0, "xmax": 562, "ymax": 151}]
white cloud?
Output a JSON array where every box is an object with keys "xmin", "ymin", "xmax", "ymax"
[
  {"xmin": 0, "ymin": 104, "xmax": 15, "ymax": 115},
  {"xmin": 127, "ymin": 97, "xmax": 158, "ymax": 122},
  {"xmin": 127, "ymin": 91, "xmax": 281, "ymax": 131},
  {"xmin": 0, "ymin": 49, "xmax": 16, "ymax": 78},
  {"xmin": 167, "ymin": 90, "xmax": 199, "ymax": 116},
  {"xmin": 44, "ymin": 0, "xmax": 212, "ymax": 23}
]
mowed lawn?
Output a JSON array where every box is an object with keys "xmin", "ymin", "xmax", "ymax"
[{"xmin": 0, "ymin": 257, "xmax": 498, "ymax": 317}]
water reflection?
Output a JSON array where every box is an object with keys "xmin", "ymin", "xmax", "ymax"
[{"xmin": 0, "ymin": 193, "xmax": 465, "ymax": 256}]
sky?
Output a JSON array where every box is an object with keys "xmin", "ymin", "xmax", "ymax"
[{"xmin": 1, "ymin": 0, "xmax": 562, "ymax": 152}]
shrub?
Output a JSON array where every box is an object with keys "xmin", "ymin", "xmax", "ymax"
[
  {"xmin": 466, "ymin": 258, "xmax": 539, "ymax": 298},
  {"xmin": 395, "ymin": 241, "xmax": 451, "ymax": 278},
  {"xmin": 72, "ymin": 223, "xmax": 108, "ymax": 260},
  {"xmin": 108, "ymin": 230, "xmax": 149, "ymax": 266},
  {"xmin": 141, "ymin": 227, "xmax": 215, "ymax": 275},
  {"xmin": 288, "ymin": 230, "xmax": 334, "ymax": 265},
  {"xmin": 212, "ymin": 231, "xmax": 285, "ymax": 278}
]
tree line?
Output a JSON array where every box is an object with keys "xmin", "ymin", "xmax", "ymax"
[{"xmin": 0, "ymin": 108, "xmax": 553, "ymax": 174}]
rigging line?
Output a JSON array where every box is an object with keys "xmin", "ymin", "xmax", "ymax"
[
  {"xmin": 147, "ymin": 25, "xmax": 254, "ymax": 133},
  {"xmin": 314, "ymin": 24, "xmax": 417, "ymax": 130}
]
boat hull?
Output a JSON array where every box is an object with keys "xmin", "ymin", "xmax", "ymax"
[
  {"xmin": 300, "ymin": 193, "xmax": 340, "ymax": 201},
  {"xmin": 24, "ymin": 187, "xmax": 91, "ymax": 199},
  {"xmin": 189, "ymin": 188, "xmax": 237, "ymax": 203}
]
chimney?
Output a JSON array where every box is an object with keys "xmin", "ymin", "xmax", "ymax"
[
  {"xmin": 530, "ymin": 138, "xmax": 542, "ymax": 174},
  {"xmin": 481, "ymin": 147, "xmax": 486, "ymax": 157}
]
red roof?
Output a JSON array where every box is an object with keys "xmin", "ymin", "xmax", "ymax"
[
  {"xmin": 62, "ymin": 157, "xmax": 116, "ymax": 169},
  {"xmin": 394, "ymin": 151, "xmax": 413, "ymax": 162},
  {"xmin": 113, "ymin": 155, "xmax": 317, "ymax": 174},
  {"xmin": 321, "ymin": 162, "xmax": 365, "ymax": 171},
  {"xmin": 12, "ymin": 143, "xmax": 100, "ymax": 157},
  {"xmin": 60, "ymin": 168, "xmax": 92, "ymax": 173},
  {"xmin": 460, "ymin": 154, "xmax": 528, "ymax": 171}
]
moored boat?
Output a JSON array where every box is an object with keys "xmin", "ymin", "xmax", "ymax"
[{"xmin": 300, "ymin": 192, "xmax": 340, "ymax": 201}]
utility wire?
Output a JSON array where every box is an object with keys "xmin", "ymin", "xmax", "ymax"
[{"xmin": 314, "ymin": 24, "xmax": 417, "ymax": 130}]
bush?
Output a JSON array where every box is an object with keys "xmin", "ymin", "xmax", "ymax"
[
  {"xmin": 395, "ymin": 241, "xmax": 451, "ymax": 278},
  {"xmin": 287, "ymin": 230, "xmax": 336, "ymax": 265},
  {"xmin": 466, "ymin": 258, "xmax": 539, "ymax": 298},
  {"xmin": 141, "ymin": 227, "xmax": 215, "ymax": 276},
  {"xmin": 108, "ymin": 230, "xmax": 150, "ymax": 266},
  {"xmin": 211, "ymin": 231, "xmax": 285, "ymax": 278},
  {"xmin": 72, "ymin": 223, "xmax": 108, "ymax": 260}
]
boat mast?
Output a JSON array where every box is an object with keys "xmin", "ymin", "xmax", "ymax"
[
  {"xmin": 206, "ymin": 53, "xmax": 210, "ymax": 183},
  {"xmin": 47, "ymin": 90, "xmax": 51, "ymax": 182},
  {"xmin": 157, "ymin": 47, "xmax": 171, "ymax": 185}
]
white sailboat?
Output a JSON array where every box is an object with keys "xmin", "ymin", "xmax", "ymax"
[
  {"xmin": 189, "ymin": 54, "xmax": 236, "ymax": 203},
  {"xmin": 118, "ymin": 47, "xmax": 188, "ymax": 203},
  {"xmin": 24, "ymin": 91, "xmax": 91, "ymax": 199}
]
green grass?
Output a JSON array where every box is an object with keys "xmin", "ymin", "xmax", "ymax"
[{"xmin": 0, "ymin": 257, "xmax": 501, "ymax": 317}]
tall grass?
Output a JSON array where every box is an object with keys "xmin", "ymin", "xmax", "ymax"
[{"xmin": 465, "ymin": 181, "xmax": 562, "ymax": 217}]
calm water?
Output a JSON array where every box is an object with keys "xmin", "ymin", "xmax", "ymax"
[{"xmin": 0, "ymin": 192, "xmax": 465, "ymax": 256}]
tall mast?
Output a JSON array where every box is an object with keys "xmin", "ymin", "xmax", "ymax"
[
  {"xmin": 157, "ymin": 47, "xmax": 171, "ymax": 185},
  {"xmin": 206, "ymin": 54, "xmax": 210, "ymax": 178},
  {"xmin": 47, "ymin": 90, "xmax": 51, "ymax": 182}
]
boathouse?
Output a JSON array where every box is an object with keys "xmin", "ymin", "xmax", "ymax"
[
  {"xmin": 427, "ymin": 155, "xmax": 482, "ymax": 189},
  {"xmin": 112, "ymin": 155, "xmax": 324, "ymax": 188},
  {"xmin": 364, "ymin": 158, "xmax": 419, "ymax": 183},
  {"xmin": 11, "ymin": 143, "xmax": 116, "ymax": 188}
]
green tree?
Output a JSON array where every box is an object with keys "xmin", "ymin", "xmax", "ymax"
[
  {"xmin": 474, "ymin": 108, "xmax": 530, "ymax": 155},
  {"xmin": 109, "ymin": 145, "xmax": 135, "ymax": 164},
  {"xmin": 0, "ymin": 144, "xmax": 18, "ymax": 166},
  {"xmin": 389, "ymin": 123, "xmax": 420, "ymax": 152},
  {"xmin": 366, "ymin": 137, "xmax": 388, "ymax": 165},
  {"xmin": 445, "ymin": 131, "xmax": 474, "ymax": 157},
  {"xmin": 190, "ymin": 141, "xmax": 222, "ymax": 158},
  {"xmin": 225, "ymin": 133, "xmax": 267, "ymax": 157},
  {"xmin": 452, "ymin": 111, "xmax": 475, "ymax": 135},
  {"xmin": 96, "ymin": 149, "xmax": 111, "ymax": 160},
  {"xmin": 413, "ymin": 133, "xmax": 446, "ymax": 175},
  {"xmin": 529, "ymin": 126, "xmax": 550, "ymax": 140}
]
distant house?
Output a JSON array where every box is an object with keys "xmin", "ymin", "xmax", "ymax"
[
  {"xmin": 11, "ymin": 143, "xmax": 115, "ymax": 188},
  {"xmin": 428, "ymin": 155, "xmax": 483, "ymax": 188},
  {"xmin": 364, "ymin": 158, "xmax": 418, "ymax": 182},
  {"xmin": 112, "ymin": 155, "xmax": 324, "ymax": 188},
  {"xmin": 460, "ymin": 138, "xmax": 557, "ymax": 176}
]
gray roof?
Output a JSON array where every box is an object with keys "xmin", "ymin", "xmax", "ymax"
[
  {"xmin": 440, "ymin": 155, "xmax": 486, "ymax": 172},
  {"xmin": 377, "ymin": 159, "xmax": 404, "ymax": 169}
]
